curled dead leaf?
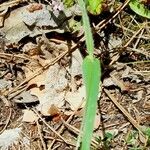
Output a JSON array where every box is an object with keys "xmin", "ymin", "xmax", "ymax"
[{"xmin": 26, "ymin": 3, "xmax": 43, "ymax": 13}]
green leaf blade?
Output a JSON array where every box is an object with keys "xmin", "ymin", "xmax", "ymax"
[
  {"xmin": 78, "ymin": 0, "xmax": 94, "ymax": 57},
  {"xmin": 88, "ymin": 0, "xmax": 103, "ymax": 15},
  {"xmin": 129, "ymin": 0, "xmax": 150, "ymax": 19},
  {"xmin": 81, "ymin": 56, "xmax": 101, "ymax": 150}
]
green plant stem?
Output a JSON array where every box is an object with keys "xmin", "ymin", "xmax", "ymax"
[{"xmin": 78, "ymin": 0, "xmax": 94, "ymax": 57}]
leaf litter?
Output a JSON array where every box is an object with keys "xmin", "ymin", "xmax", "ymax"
[{"xmin": 0, "ymin": 0, "xmax": 150, "ymax": 149}]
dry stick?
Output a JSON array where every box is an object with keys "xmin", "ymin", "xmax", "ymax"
[
  {"xmin": 133, "ymin": 28, "xmax": 145, "ymax": 49},
  {"xmin": 104, "ymin": 89, "xmax": 147, "ymax": 143},
  {"xmin": 0, "ymin": 107, "xmax": 12, "ymax": 134},
  {"xmin": 0, "ymin": 70, "xmax": 9, "ymax": 79},
  {"xmin": 0, "ymin": 95, "xmax": 11, "ymax": 107},
  {"xmin": 0, "ymin": 0, "xmax": 25, "ymax": 8},
  {"xmin": 110, "ymin": 74, "xmax": 127, "ymax": 91},
  {"xmin": 48, "ymin": 99, "xmax": 85, "ymax": 149},
  {"xmin": 115, "ymin": 23, "xmax": 149, "ymax": 39},
  {"xmin": 123, "ymin": 26, "xmax": 145, "ymax": 48},
  {"xmin": 37, "ymin": 140, "xmax": 43, "ymax": 150},
  {"xmin": 44, "ymin": 136, "xmax": 63, "ymax": 142},
  {"xmin": 109, "ymin": 25, "xmax": 145, "ymax": 65},
  {"xmin": 36, "ymin": 120, "xmax": 47, "ymax": 150},
  {"xmin": 61, "ymin": 118, "xmax": 98, "ymax": 148},
  {"xmin": 0, "ymin": 53, "xmax": 34, "ymax": 61},
  {"xmin": 118, "ymin": 14, "xmax": 125, "ymax": 37},
  {"xmin": 95, "ymin": 0, "xmax": 130, "ymax": 31},
  {"xmin": 52, "ymin": 144, "xmax": 61, "ymax": 150},
  {"xmin": 8, "ymin": 85, "xmax": 28, "ymax": 100},
  {"xmin": 32, "ymin": 108, "xmax": 75, "ymax": 147},
  {"xmin": 127, "ymin": 47, "xmax": 149, "ymax": 58},
  {"xmin": 0, "ymin": 7, "xmax": 8, "ymax": 26}
]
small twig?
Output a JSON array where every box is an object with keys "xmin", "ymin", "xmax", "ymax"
[
  {"xmin": 0, "ymin": 107, "xmax": 12, "ymax": 134},
  {"xmin": 52, "ymin": 143, "xmax": 61, "ymax": 150},
  {"xmin": 32, "ymin": 108, "xmax": 75, "ymax": 147},
  {"xmin": 96, "ymin": 0, "xmax": 130, "ymax": 31},
  {"xmin": 115, "ymin": 23, "xmax": 149, "ymax": 40},
  {"xmin": 104, "ymin": 89, "xmax": 147, "ymax": 143},
  {"xmin": 7, "ymin": 84, "xmax": 27, "ymax": 100},
  {"xmin": 44, "ymin": 135, "xmax": 63, "ymax": 142},
  {"xmin": 125, "ymin": 60, "xmax": 150, "ymax": 65},
  {"xmin": 133, "ymin": 28, "xmax": 145, "ymax": 49},
  {"xmin": 37, "ymin": 140, "xmax": 43, "ymax": 150},
  {"xmin": 0, "ymin": 0, "xmax": 26, "ymax": 8},
  {"xmin": 0, "ymin": 95, "xmax": 10, "ymax": 107},
  {"xmin": 36, "ymin": 120, "xmax": 47, "ymax": 150},
  {"xmin": 110, "ymin": 74, "xmax": 127, "ymax": 92},
  {"xmin": 48, "ymin": 99, "xmax": 85, "ymax": 149},
  {"xmin": 123, "ymin": 25, "xmax": 145, "ymax": 48},
  {"xmin": 61, "ymin": 118, "xmax": 98, "ymax": 148},
  {"xmin": 126, "ymin": 47, "xmax": 149, "ymax": 58},
  {"xmin": 109, "ymin": 24, "xmax": 146, "ymax": 65},
  {"xmin": 0, "ymin": 53, "xmax": 35, "ymax": 61}
]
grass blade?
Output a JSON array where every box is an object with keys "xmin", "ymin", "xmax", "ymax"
[
  {"xmin": 129, "ymin": 0, "xmax": 150, "ymax": 19},
  {"xmin": 78, "ymin": 0, "xmax": 94, "ymax": 57},
  {"xmin": 81, "ymin": 56, "xmax": 101, "ymax": 150}
]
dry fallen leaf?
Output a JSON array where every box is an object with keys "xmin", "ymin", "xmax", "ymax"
[
  {"xmin": 28, "ymin": 64, "xmax": 68, "ymax": 116},
  {"xmin": 22, "ymin": 109, "xmax": 39, "ymax": 123},
  {"xmin": 14, "ymin": 91, "xmax": 39, "ymax": 104},
  {"xmin": 68, "ymin": 49, "xmax": 83, "ymax": 77},
  {"xmin": 0, "ymin": 4, "xmax": 71, "ymax": 43},
  {"xmin": 22, "ymin": 4, "xmax": 54, "ymax": 27},
  {"xmin": 103, "ymin": 77, "xmax": 117, "ymax": 87},
  {"xmin": 0, "ymin": 6, "xmax": 32, "ymax": 43},
  {"xmin": 65, "ymin": 86, "xmax": 85, "ymax": 110}
]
